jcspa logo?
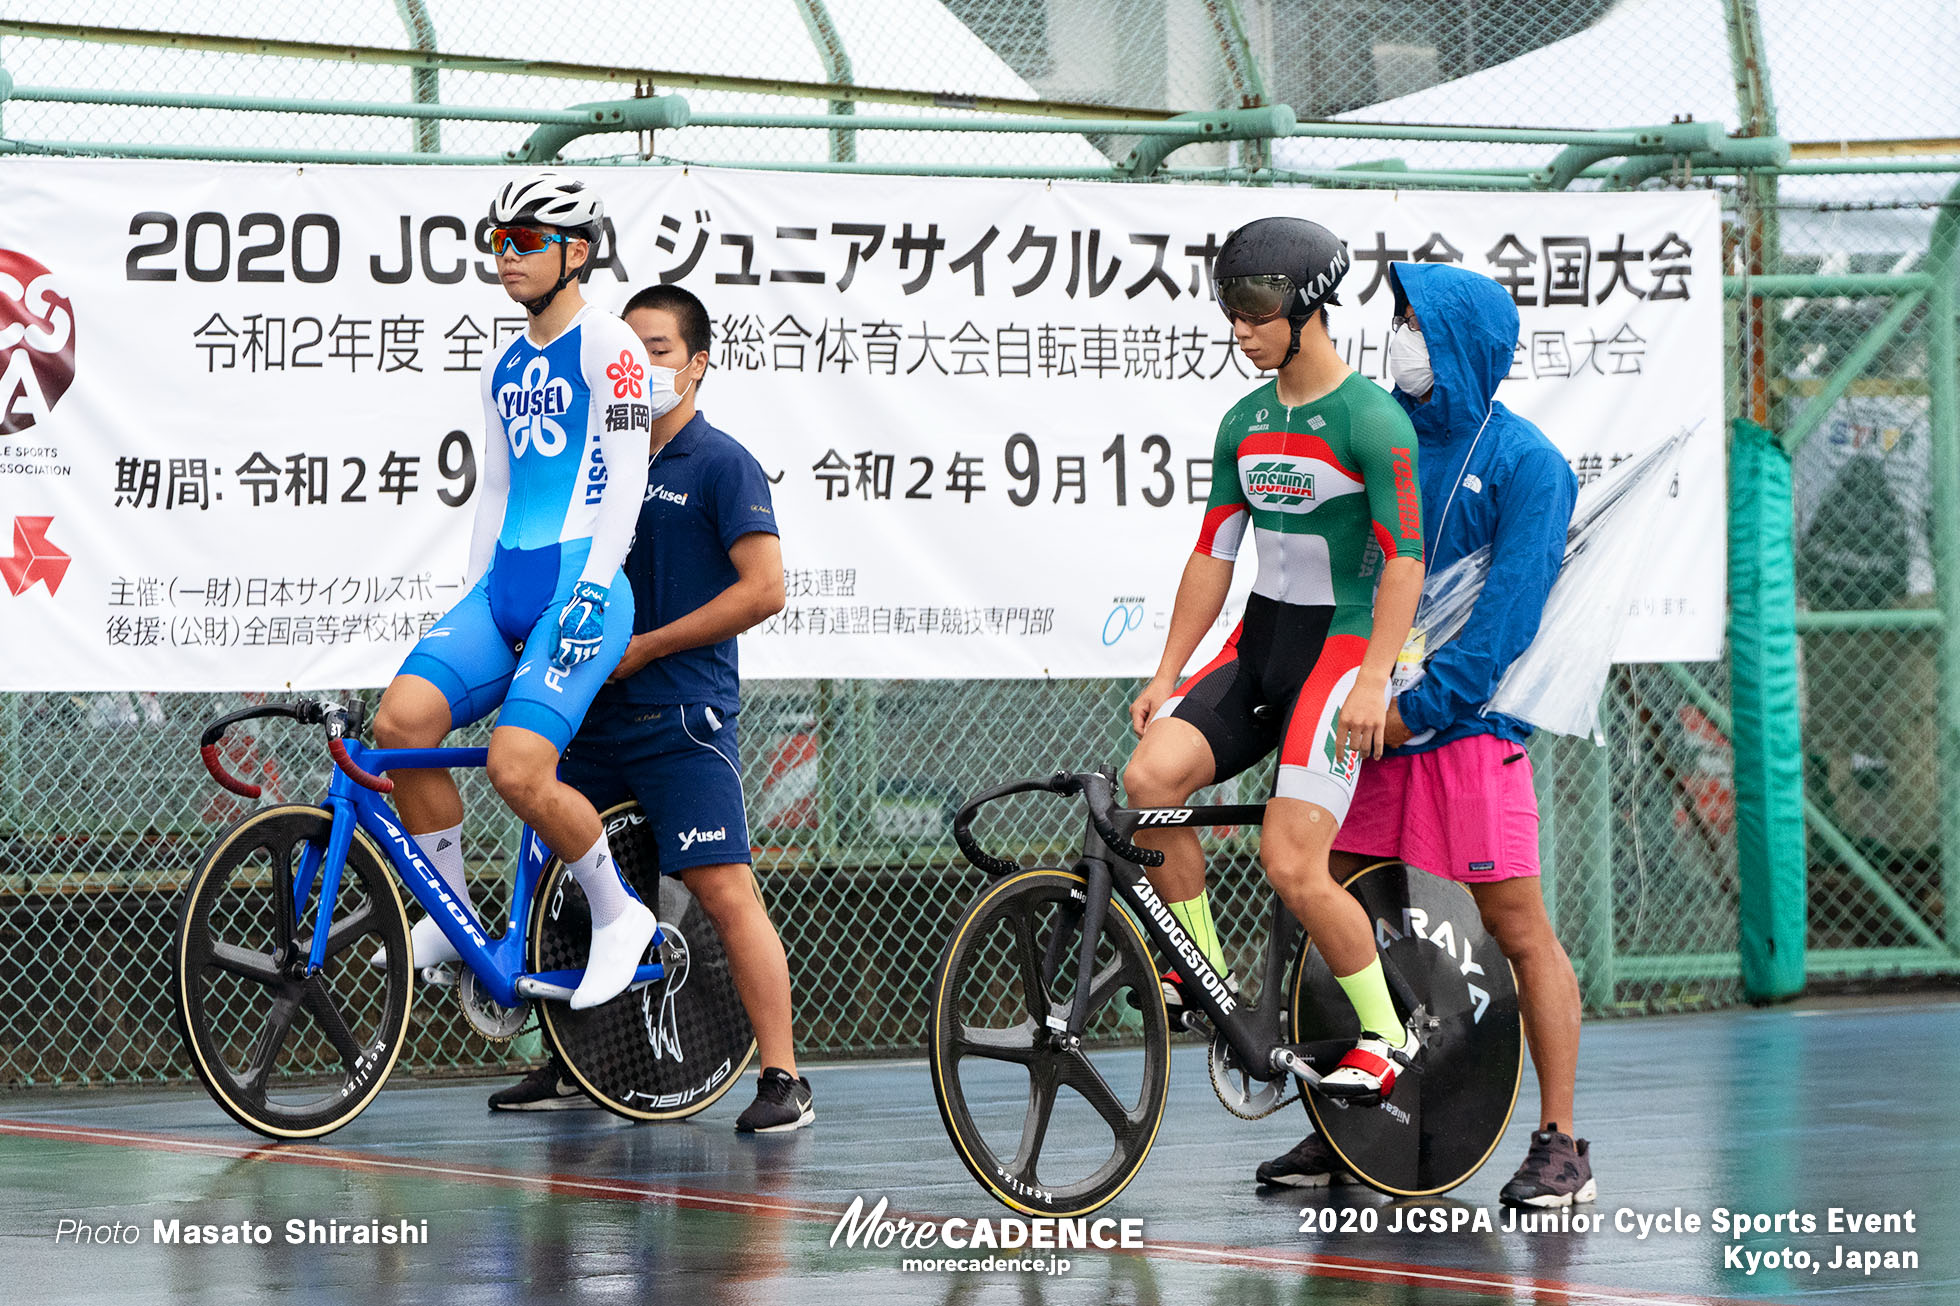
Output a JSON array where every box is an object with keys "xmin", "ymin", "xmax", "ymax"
[{"xmin": 0, "ymin": 248, "xmax": 77, "ymax": 434}]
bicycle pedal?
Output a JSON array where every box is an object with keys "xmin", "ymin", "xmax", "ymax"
[{"xmin": 419, "ymin": 963, "xmax": 458, "ymax": 988}]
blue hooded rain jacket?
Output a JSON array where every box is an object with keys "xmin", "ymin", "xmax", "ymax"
[{"xmin": 1387, "ymin": 261, "xmax": 1578, "ymax": 755}]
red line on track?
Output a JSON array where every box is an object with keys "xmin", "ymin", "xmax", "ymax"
[{"xmin": 1, "ymin": 1117, "xmax": 1782, "ymax": 1306}]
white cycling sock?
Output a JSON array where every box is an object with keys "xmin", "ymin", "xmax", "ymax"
[
  {"xmin": 566, "ymin": 833, "xmax": 633, "ymax": 926},
  {"xmin": 414, "ymin": 823, "xmax": 470, "ymax": 905}
]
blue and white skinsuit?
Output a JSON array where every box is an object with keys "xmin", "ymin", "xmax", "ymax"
[{"xmin": 400, "ymin": 305, "xmax": 652, "ymax": 747}]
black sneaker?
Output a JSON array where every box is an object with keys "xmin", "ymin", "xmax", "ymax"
[
  {"xmin": 1498, "ymin": 1124, "xmax": 1597, "ymax": 1208},
  {"xmin": 734, "ymin": 1067, "xmax": 814, "ymax": 1133},
  {"xmin": 1255, "ymin": 1132, "xmax": 1357, "ymax": 1188},
  {"xmin": 487, "ymin": 1059, "xmax": 595, "ymax": 1112}
]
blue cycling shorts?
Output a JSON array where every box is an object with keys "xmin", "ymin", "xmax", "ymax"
[
  {"xmin": 558, "ymin": 703, "xmax": 752, "ymax": 875},
  {"xmin": 398, "ymin": 541, "xmax": 633, "ymax": 752}
]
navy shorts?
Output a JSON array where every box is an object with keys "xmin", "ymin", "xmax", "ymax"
[{"xmin": 557, "ymin": 703, "xmax": 753, "ymax": 875}]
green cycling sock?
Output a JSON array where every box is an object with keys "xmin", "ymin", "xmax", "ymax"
[
  {"xmin": 1334, "ymin": 956, "xmax": 1407, "ymax": 1049},
  {"xmin": 1167, "ymin": 890, "xmax": 1230, "ymax": 979}
]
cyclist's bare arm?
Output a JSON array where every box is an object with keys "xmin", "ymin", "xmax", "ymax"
[
  {"xmin": 1130, "ymin": 551, "xmax": 1235, "ymax": 735},
  {"xmin": 1339, "ymin": 555, "xmax": 1424, "ymax": 759}
]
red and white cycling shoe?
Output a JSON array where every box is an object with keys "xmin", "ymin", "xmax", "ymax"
[{"xmin": 1317, "ymin": 1031, "xmax": 1415, "ymax": 1101}]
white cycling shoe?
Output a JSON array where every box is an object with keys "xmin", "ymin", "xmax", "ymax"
[
  {"xmin": 1317, "ymin": 1031, "xmax": 1414, "ymax": 1101},
  {"xmin": 371, "ymin": 915, "xmax": 461, "ymax": 985},
  {"xmin": 570, "ymin": 898, "xmax": 659, "ymax": 1010}
]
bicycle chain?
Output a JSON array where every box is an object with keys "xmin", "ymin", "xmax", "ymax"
[
  {"xmin": 458, "ymin": 968, "xmax": 534, "ymax": 1043},
  {"xmin": 1208, "ymin": 1035, "xmax": 1299, "ymax": 1120}
]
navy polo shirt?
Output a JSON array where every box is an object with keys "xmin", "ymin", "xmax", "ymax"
[{"xmin": 592, "ymin": 410, "xmax": 777, "ymax": 714}]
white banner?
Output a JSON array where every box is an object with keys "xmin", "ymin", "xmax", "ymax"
[{"xmin": 0, "ymin": 160, "xmax": 1723, "ymax": 689}]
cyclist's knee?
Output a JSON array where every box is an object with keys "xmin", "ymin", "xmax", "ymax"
[
  {"xmin": 374, "ymin": 684, "xmax": 448, "ymax": 749},
  {"xmin": 1258, "ymin": 821, "xmax": 1337, "ymax": 899},
  {"xmin": 1122, "ymin": 756, "xmax": 1193, "ymax": 809},
  {"xmin": 485, "ymin": 749, "xmax": 555, "ymax": 815}
]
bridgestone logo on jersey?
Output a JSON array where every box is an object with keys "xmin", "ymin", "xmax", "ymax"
[{"xmin": 1246, "ymin": 460, "xmax": 1315, "ymax": 507}]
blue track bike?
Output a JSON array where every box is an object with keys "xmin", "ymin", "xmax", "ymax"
[{"xmin": 174, "ymin": 696, "xmax": 756, "ymax": 1139}]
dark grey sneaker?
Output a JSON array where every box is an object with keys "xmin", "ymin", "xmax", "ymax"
[
  {"xmin": 487, "ymin": 1059, "xmax": 595, "ymax": 1112},
  {"xmin": 734, "ymin": 1067, "xmax": 814, "ymax": 1134},
  {"xmin": 1255, "ymin": 1132, "xmax": 1357, "ymax": 1189},
  {"xmin": 1499, "ymin": 1124, "xmax": 1597, "ymax": 1208}
]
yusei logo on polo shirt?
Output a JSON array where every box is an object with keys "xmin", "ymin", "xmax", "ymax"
[{"xmin": 646, "ymin": 482, "xmax": 688, "ymax": 506}]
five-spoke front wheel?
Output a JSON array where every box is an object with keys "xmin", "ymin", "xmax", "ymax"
[
  {"xmin": 929, "ymin": 868, "xmax": 1168, "ymax": 1216},
  {"xmin": 172, "ymin": 805, "xmax": 412, "ymax": 1139}
]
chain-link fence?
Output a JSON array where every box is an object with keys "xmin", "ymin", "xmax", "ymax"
[{"xmin": 2, "ymin": 0, "xmax": 1957, "ymax": 1088}]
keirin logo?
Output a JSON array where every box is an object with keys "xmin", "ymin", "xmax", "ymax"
[{"xmin": 0, "ymin": 249, "xmax": 77, "ymax": 434}]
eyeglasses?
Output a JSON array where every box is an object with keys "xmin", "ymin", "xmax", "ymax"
[
  {"xmin": 1215, "ymin": 273, "xmax": 1299, "ymax": 324},
  {"xmin": 489, "ymin": 226, "xmax": 572, "ymax": 256}
]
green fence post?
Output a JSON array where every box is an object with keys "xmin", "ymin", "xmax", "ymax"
[
  {"xmin": 392, "ymin": 0, "xmax": 440, "ymax": 154},
  {"xmin": 791, "ymin": 0, "xmax": 856, "ymax": 163},
  {"xmin": 1925, "ymin": 180, "xmax": 1960, "ymax": 954},
  {"xmin": 1930, "ymin": 276, "xmax": 1960, "ymax": 950},
  {"xmin": 1729, "ymin": 419, "xmax": 1806, "ymax": 999},
  {"xmin": 0, "ymin": 694, "xmax": 18, "ymax": 845}
]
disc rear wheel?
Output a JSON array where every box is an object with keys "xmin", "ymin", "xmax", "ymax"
[
  {"xmin": 532, "ymin": 802, "xmax": 758, "ymax": 1121},
  {"xmin": 1288, "ymin": 860, "xmax": 1522, "ymax": 1196}
]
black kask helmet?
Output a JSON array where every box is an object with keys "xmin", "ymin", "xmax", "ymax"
[{"xmin": 1213, "ymin": 217, "xmax": 1351, "ymax": 367}]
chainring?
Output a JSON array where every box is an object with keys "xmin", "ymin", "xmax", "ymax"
[
  {"xmin": 458, "ymin": 968, "xmax": 533, "ymax": 1042},
  {"xmin": 1208, "ymin": 1033, "xmax": 1298, "ymax": 1120}
]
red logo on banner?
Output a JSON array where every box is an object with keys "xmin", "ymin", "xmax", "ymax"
[
  {"xmin": 0, "ymin": 249, "xmax": 78, "ymax": 435},
  {"xmin": 607, "ymin": 349, "xmax": 644, "ymax": 399},
  {"xmin": 2, "ymin": 516, "xmax": 71, "ymax": 596}
]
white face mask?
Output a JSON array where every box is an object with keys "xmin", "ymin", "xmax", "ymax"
[
  {"xmin": 643, "ymin": 362, "xmax": 696, "ymax": 419},
  {"xmin": 1387, "ymin": 322, "xmax": 1433, "ymax": 399}
]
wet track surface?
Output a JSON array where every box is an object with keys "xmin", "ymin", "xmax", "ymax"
[{"xmin": 3, "ymin": 996, "xmax": 1955, "ymax": 1305}]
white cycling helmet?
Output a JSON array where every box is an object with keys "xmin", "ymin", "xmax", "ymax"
[
  {"xmin": 489, "ymin": 171, "xmax": 605, "ymax": 315},
  {"xmin": 489, "ymin": 170, "xmax": 605, "ymax": 242}
]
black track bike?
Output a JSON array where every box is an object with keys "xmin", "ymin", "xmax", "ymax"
[{"xmin": 930, "ymin": 768, "xmax": 1522, "ymax": 1216}]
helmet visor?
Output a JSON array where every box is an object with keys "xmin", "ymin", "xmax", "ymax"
[{"xmin": 1215, "ymin": 273, "xmax": 1299, "ymax": 323}]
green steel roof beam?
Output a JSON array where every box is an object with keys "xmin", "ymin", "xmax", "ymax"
[
  {"xmin": 507, "ymin": 95, "xmax": 691, "ymax": 164},
  {"xmin": 0, "ymin": 138, "xmax": 509, "ymax": 164},
  {"xmin": 1203, "ymin": 0, "xmax": 1271, "ymax": 172},
  {"xmin": 1533, "ymin": 121, "xmax": 1723, "ymax": 189},
  {"xmin": 677, "ymin": 159, "xmax": 1537, "ymax": 187},
  {"xmin": 1779, "ymin": 160, "xmax": 1960, "ymax": 175},
  {"xmin": 1119, "ymin": 105, "xmax": 1297, "ymax": 177},
  {"xmin": 1204, "ymin": 0, "xmax": 1269, "ymax": 107},
  {"xmin": 1291, "ymin": 122, "xmax": 1655, "ymax": 147},
  {"xmin": 0, "ymin": 20, "xmax": 1173, "ymax": 122},
  {"xmin": 791, "ymin": 0, "xmax": 855, "ymax": 163},
  {"xmin": 394, "ymin": 0, "xmax": 439, "ymax": 153},
  {"xmin": 8, "ymin": 85, "xmax": 617, "ymax": 124},
  {"xmin": 684, "ymin": 111, "xmax": 1291, "ymax": 134},
  {"xmin": 1602, "ymin": 134, "xmax": 1791, "ymax": 189},
  {"xmin": 1722, "ymin": 272, "xmax": 1935, "ymax": 297}
]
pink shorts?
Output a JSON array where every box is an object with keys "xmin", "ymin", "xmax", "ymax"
[{"xmin": 1332, "ymin": 733, "xmax": 1541, "ymax": 883}]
